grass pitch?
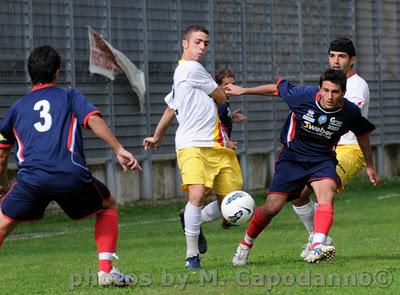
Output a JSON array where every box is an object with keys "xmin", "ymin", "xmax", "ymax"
[{"xmin": 0, "ymin": 176, "xmax": 399, "ymax": 294}]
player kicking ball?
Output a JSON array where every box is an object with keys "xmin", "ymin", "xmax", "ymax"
[
  {"xmin": 224, "ymin": 69, "xmax": 380, "ymax": 265},
  {"xmin": 0, "ymin": 45, "xmax": 142, "ymax": 287}
]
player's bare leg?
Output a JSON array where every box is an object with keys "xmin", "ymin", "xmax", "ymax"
[
  {"xmin": 304, "ymin": 179, "xmax": 336, "ymax": 263},
  {"xmin": 233, "ymin": 194, "xmax": 287, "ymax": 266},
  {"xmin": 0, "ymin": 210, "xmax": 19, "ymax": 248}
]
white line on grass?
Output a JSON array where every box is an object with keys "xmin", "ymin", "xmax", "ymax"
[
  {"xmin": 8, "ymin": 217, "xmax": 178, "ymax": 241},
  {"xmin": 377, "ymin": 194, "xmax": 400, "ymax": 200}
]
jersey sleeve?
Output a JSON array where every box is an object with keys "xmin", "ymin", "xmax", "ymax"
[
  {"xmin": 68, "ymin": 88, "xmax": 101, "ymax": 128},
  {"xmin": 186, "ymin": 61, "xmax": 218, "ymax": 95},
  {"xmin": 276, "ymin": 78, "xmax": 318, "ymax": 109},
  {"xmin": 0, "ymin": 107, "xmax": 16, "ymax": 148},
  {"xmin": 164, "ymin": 90, "xmax": 175, "ymax": 109},
  {"xmin": 347, "ymin": 107, "xmax": 375, "ymax": 136}
]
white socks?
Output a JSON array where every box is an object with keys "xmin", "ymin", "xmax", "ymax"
[
  {"xmin": 201, "ymin": 200, "xmax": 221, "ymax": 223},
  {"xmin": 184, "ymin": 201, "xmax": 202, "ymax": 258},
  {"xmin": 292, "ymin": 201, "xmax": 315, "ymax": 233}
]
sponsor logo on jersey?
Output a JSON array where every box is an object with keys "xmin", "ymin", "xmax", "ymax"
[
  {"xmin": 317, "ymin": 114, "xmax": 328, "ymax": 125},
  {"xmin": 302, "ymin": 110, "xmax": 315, "ymax": 123},
  {"xmin": 329, "ymin": 117, "xmax": 343, "ymax": 127},
  {"xmin": 302, "ymin": 121, "xmax": 333, "ymax": 138}
]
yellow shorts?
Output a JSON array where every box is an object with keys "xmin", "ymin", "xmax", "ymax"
[
  {"xmin": 336, "ymin": 144, "xmax": 366, "ymax": 192},
  {"xmin": 177, "ymin": 147, "xmax": 243, "ymax": 196}
]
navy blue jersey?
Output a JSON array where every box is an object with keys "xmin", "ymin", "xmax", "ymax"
[
  {"xmin": 218, "ymin": 100, "xmax": 232, "ymax": 138},
  {"xmin": 276, "ymin": 78, "xmax": 375, "ymax": 163},
  {"xmin": 0, "ymin": 84, "xmax": 100, "ymax": 192}
]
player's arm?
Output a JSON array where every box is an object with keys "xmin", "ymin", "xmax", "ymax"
[
  {"xmin": 143, "ymin": 107, "xmax": 175, "ymax": 150},
  {"xmin": 210, "ymin": 86, "xmax": 226, "ymax": 104},
  {"xmin": 0, "ymin": 148, "xmax": 10, "ymax": 197},
  {"xmin": 87, "ymin": 114, "xmax": 142, "ymax": 172},
  {"xmin": 224, "ymin": 83, "xmax": 277, "ymax": 97},
  {"xmin": 356, "ymin": 134, "xmax": 380, "ymax": 186}
]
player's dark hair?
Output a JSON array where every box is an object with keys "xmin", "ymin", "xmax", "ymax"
[
  {"xmin": 28, "ymin": 45, "xmax": 61, "ymax": 84},
  {"xmin": 183, "ymin": 25, "xmax": 209, "ymax": 40},
  {"xmin": 215, "ymin": 68, "xmax": 236, "ymax": 85},
  {"xmin": 329, "ymin": 37, "xmax": 356, "ymax": 58},
  {"xmin": 319, "ymin": 69, "xmax": 347, "ymax": 92}
]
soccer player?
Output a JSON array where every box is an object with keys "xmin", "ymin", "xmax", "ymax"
[
  {"xmin": 224, "ymin": 69, "xmax": 380, "ymax": 265},
  {"xmin": 292, "ymin": 37, "xmax": 371, "ymax": 258},
  {"xmin": 143, "ymin": 25, "xmax": 243, "ymax": 270},
  {"xmin": 0, "ymin": 45, "xmax": 142, "ymax": 287}
]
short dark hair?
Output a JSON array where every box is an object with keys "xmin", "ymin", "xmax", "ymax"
[
  {"xmin": 329, "ymin": 37, "xmax": 356, "ymax": 57},
  {"xmin": 183, "ymin": 25, "xmax": 209, "ymax": 40},
  {"xmin": 215, "ymin": 68, "xmax": 235, "ymax": 85},
  {"xmin": 319, "ymin": 69, "xmax": 347, "ymax": 92},
  {"xmin": 28, "ymin": 45, "xmax": 61, "ymax": 84}
]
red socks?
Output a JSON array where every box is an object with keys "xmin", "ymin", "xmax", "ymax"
[
  {"xmin": 242, "ymin": 207, "xmax": 271, "ymax": 246},
  {"xmin": 314, "ymin": 203, "xmax": 334, "ymax": 235},
  {"xmin": 95, "ymin": 208, "xmax": 118, "ymax": 272}
]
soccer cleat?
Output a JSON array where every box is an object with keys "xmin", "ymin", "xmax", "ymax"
[
  {"xmin": 98, "ymin": 267, "xmax": 134, "ymax": 287},
  {"xmin": 300, "ymin": 234, "xmax": 334, "ymax": 259},
  {"xmin": 185, "ymin": 254, "xmax": 201, "ymax": 270},
  {"xmin": 305, "ymin": 244, "xmax": 336, "ymax": 264},
  {"xmin": 232, "ymin": 243, "xmax": 251, "ymax": 266},
  {"xmin": 221, "ymin": 218, "xmax": 238, "ymax": 229},
  {"xmin": 179, "ymin": 208, "xmax": 208, "ymax": 254}
]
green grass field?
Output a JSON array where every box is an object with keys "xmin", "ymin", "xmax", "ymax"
[{"xmin": 0, "ymin": 176, "xmax": 399, "ymax": 294}]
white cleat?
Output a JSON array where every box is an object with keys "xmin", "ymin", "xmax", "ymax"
[
  {"xmin": 232, "ymin": 244, "xmax": 251, "ymax": 266},
  {"xmin": 305, "ymin": 244, "xmax": 336, "ymax": 264},
  {"xmin": 98, "ymin": 267, "xmax": 134, "ymax": 287},
  {"xmin": 301, "ymin": 233, "xmax": 334, "ymax": 259}
]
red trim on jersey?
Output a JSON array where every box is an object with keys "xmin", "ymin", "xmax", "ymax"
[
  {"xmin": 31, "ymin": 83, "xmax": 55, "ymax": 91},
  {"xmin": 217, "ymin": 121, "xmax": 226, "ymax": 147},
  {"xmin": 0, "ymin": 143, "xmax": 13, "ymax": 149},
  {"xmin": 83, "ymin": 111, "xmax": 101, "ymax": 128},
  {"xmin": 274, "ymin": 77, "xmax": 284, "ymax": 96},
  {"xmin": 346, "ymin": 70, "xmax": 356, "ymax": 78},
  {"xmin": 0, "ymin": 182, "xmax": 16, "ymax": 205},
  {"xmin": 67, "ymin": 114, "xmax": 76, "ymax": 150},
  {"xmin": 288, "ymin": 112, "xmax": 297, "ymax": 143},
  {"xmin": 13, "ymin": 128, "xmax": 25, "ymax": 163}
]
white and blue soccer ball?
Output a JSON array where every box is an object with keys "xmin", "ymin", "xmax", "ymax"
[{"xmin": 221, "ymin": 191, "xmax": 255, "ymax": 225}]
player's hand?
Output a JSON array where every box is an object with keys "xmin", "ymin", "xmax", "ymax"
[
  {"xmin": 224, "ymin": 83, "xmax": 245, "ymax": 96},
  {"xmin": 226, "ymin": 140, "xmax": 238, "ymax": 150},
  {"xmin": 366, "ymin": 166, "xmax": 380, "ymax": 186},
  {"xmin": 116, "ymin": 148, "xmax": 142, "ymax": 172},
  {"xmin": 231, "ymin": 109, "xmax": 247, "ymax": 123},
  {"xmin": 143, "ymin": 136, "xmax": 161, "ymax": 151}
]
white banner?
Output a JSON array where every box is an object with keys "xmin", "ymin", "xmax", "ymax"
[{"xmin": 88, "ymin": 26, "xmax": 146, "ymax": 113}]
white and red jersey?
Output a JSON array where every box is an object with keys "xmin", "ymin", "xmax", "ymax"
[
  {"xmin": 338, "ymin": 71, "xmax": 370, "ymax": 145},
  {"xmin": 166, "ymin": 59, "xmax": 228, "ymax": 150}
]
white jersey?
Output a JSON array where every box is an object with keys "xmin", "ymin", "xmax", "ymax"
[
  {"xmin": 338, "ymin": 72, "xmax": 370, "ymax": 145},
  {"xmin": 166, "ymin": 59, "xmax": 227, "ymax": 150}
]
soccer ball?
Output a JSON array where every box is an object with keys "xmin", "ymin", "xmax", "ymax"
[{"xmin": 221, "ymin": 191, "xmax": 255, "ymax": 225}]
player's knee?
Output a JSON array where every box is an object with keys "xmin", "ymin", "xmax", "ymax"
[{"xmin": 102, "ymin": 196, "xmax": 116, "ymax": 209}]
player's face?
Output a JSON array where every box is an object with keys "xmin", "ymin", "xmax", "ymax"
[
  {"xmin": 319, "ymin": 80, "xmax": 344, "ymax": 111},
  {"xmin": 220, "ymin": 76, "xmax": 235, "ymax": 97},
  {"xmin": 328, "ymin": 51, "xmax": 355, "ymax": 74},
  {"xmin": 182, "ymin": 31, "xmax": 209, "ymax": 61}
]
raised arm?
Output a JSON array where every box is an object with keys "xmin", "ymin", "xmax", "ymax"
[
  {"xmin": 224, "ymin": 83, "xmax": 277, "ymax": 97},
  {"xmin": 87, "ymin": 115, "xmax": 142, "ymax": 172},
  {"xmin": 356, "ymin": 134, "xmax": 380, "ymax": 186},
  {"xmin": 143, "ymin": 107, "xmax": 175, "ymax": 150}
]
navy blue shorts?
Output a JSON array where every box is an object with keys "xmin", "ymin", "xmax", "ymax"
[
  {"xmin": 268, "ymin": 158, "xmax": 338, "ymax": 201},
  {"xmin": 0, "ymin": 177, "xmax": 110, "ymax": 221}
]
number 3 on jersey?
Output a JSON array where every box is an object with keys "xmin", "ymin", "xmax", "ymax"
[{"xmin": 34, "ymin": 100, "xmax": 52, "ymax": 132}]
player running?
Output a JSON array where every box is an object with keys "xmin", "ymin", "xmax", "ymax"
[
  {"xmin": 292, "ymin": 37, "xmax": 371, "ymax": 258},
  {"xmin": 143, "ymin": 25, "xmax": 243, "ymax": 270},
  {"xmin": 224, "ymin": 69, "xmax": 380, "ymax": 265},
  {"xmin": 0, "ymin": 45, "xmax": 142, "ymax": 287}
]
